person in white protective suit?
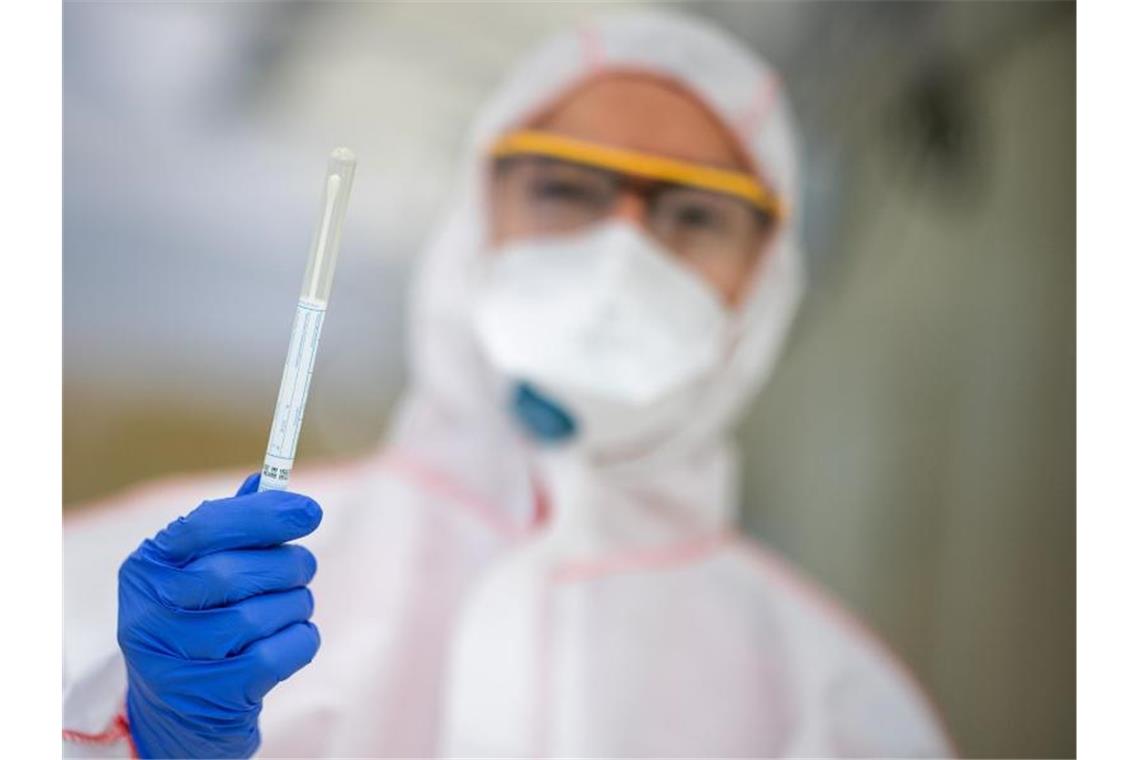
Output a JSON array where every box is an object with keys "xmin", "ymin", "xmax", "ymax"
[{"xmin": 63, "ymin": 11, "xmax": 956, "ymax": 759}]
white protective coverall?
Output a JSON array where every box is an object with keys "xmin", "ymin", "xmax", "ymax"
[{"xmin": 63, "ymin": 11, "xmax": 956, "ymax": 758}]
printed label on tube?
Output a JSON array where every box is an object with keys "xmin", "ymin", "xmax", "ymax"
[{"xmin": 260, "ymin": 298, "xmax": 326, "ymax": 491}]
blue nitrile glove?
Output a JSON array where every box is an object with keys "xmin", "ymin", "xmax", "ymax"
[{"xmin": 117, "ymin": 474, "xmax": 322, "ymax": 758}]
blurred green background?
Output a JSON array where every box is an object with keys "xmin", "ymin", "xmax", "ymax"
[{"xmin": 64, "ymin": 2, "xmax": 1074, "ymax": 756}]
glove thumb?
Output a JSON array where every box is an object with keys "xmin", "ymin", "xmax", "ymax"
[{"xmin": 235, "ymin": 472, "xmax": 261, "ymax": 497}]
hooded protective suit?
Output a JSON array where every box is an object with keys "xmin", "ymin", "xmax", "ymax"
[{"xmin": 63, "ymin": 11, "xmax": 955, "ymax": 758}]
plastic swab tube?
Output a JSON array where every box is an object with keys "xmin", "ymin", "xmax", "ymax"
[{"xmin": 259, "ymin": 148, "xmax": 357, "ymax": 492}]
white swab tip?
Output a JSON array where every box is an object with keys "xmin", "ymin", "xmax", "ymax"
[{"xmin": 330, "ymin": 147, "xmax": 356, "ymax": 164}]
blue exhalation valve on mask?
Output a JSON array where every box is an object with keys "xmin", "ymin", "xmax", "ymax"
[{"xmin": 511, "ymin": 381, "xmax": 578, "ymax": 443}]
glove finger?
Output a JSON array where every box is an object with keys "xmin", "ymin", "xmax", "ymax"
[
  {"xmin": 147, "ymin": 490, "xmax": 322, "ymax": 565},
  {"xmin": 240, "ymin": 621, "xmax": 321, "ymax": 702},
  {"xmin": 161, "ymin": 588, "xmax": 316, "ymax": 660},
  {"xmin": 161, "ymin": 546, "xmax": 318, "ymax": 609}
]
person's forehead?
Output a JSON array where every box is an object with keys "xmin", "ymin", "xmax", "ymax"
[{"xmin": 529, "ymin": 73, "xmax": 749, "ymax": 173}]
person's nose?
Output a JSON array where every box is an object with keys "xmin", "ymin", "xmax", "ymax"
[{"xmin": 609, "ymin": 188, "xmax": 652, "ymax": 231}]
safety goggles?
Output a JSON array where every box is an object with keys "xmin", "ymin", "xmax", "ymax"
[
  {"xmin": 489, "ymin": 130, "xmax": 783, "ymax": 261},
  {"xmin": 491, "ymin": 129, "xmax": 785, "ymax": 220}
]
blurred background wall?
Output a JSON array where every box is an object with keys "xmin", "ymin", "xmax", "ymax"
[{"xmin": 63, "ymin": 2, "xmax": 1074, "ymax": 756}]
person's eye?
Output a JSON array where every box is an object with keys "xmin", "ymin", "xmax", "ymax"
[
  {"xmin": 672, "ymin": 204, "xmax": 724, "ymax": 230},
  {"xmin": 529, "ymin": 177, "xmax": 598, "ymax": 203}
]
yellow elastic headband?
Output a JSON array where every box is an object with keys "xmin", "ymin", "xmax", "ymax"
[{"xmin": 490, "ymin": 129, "xmax": 785, "ymax": 219}]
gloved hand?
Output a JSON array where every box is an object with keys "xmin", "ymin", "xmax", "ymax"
[{"xmin": 117, "ymin": 474, "xmax": 323, "ymax": 758}]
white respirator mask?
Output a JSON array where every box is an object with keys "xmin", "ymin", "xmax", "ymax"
[{"xmin": 472, "ymin": 221, "xmax": 733, "ymax": 454}]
